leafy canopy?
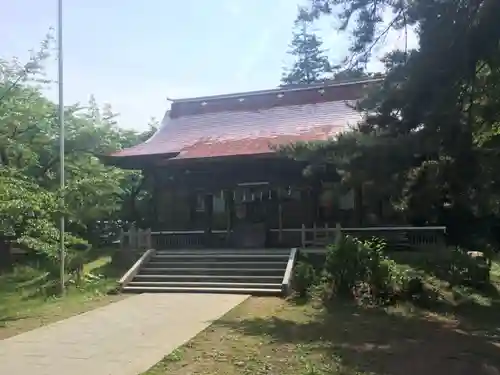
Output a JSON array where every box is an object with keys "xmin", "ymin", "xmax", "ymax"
[
  {"xmin": 286, "ymin": 0, "xmax": 500, "ymax": 245},
  {"xmin": 0, "ymin": 34, "xmax": 154, "ymax": 267}
]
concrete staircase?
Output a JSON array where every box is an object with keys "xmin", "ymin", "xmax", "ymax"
[{"xmin": 122, "ymin": 249, "xmax": 291, "ymax": 295}]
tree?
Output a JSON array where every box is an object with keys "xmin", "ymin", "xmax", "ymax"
[
  {"xmin": 332, "ymin": 67, "xmax": 370, "ymax": 82},
  {"xmin": 286, "ymin": 0, "xmax": 500, "ymax": 246},
  {"xmin": 281, "ymin": 8, "xmax": 331, "ymax": 85},
  {"xmin": 0, "ymin": 36, "xmax": 150, "ymax": 272}
]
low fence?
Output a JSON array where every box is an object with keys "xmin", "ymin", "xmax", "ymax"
[
  {"xmin": 118, "ymin": 225, "xmax": 152, "ymax": 251},
  {"xmin": 119, "ymin": 224, "xmax": 446, "ymax": 251},
  {"xmin": 150, "ymin": 230, "xmax": 228, "ymax": 249},
  {"xmin": 298, "ymin": 223, "xmax": 446, "ymax": 252}
]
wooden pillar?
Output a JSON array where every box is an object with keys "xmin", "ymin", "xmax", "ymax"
[
  {"xmin": 225, "ymin": 190, "xmax": 234, "ymax": 243},
  {"xmin": 151, "ymin": 172, "xmax": 159, "ymax": 226},
  {"xmin": 119, "ymin": 228, "xmax": 125, "ymax": 250},
  {"xmin": 137, "ymin": 228, "xmax": 144, "ymax": 249},
  {"xmin": 301, "ymin": 188, "xmax": 312, "ymax": 227},
  {"xmin": 204, "ymin": 193, "xmax": 213, "ymax": 246},
  {"xmin": 188, "ymin": 192, "xmax": 197, "ymax": 229},
  {"xmin": 145, "ymin": 228, "xmax": 152, "ymax": 249},
  {"xmin": 129, "ymin": 223, "xmax": 137, "ymax": 249},
  {"xmin": 311, "ymin": 180, "xmax": 321, "ymax": 225},
  {"xmin": 278, "ymin": 188, "xmax": 283, "ymax": 244}
]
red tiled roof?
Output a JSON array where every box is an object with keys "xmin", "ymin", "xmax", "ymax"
[{"xmin": 110, "ymin": 79, "xmax": 378, "ymax": 160}]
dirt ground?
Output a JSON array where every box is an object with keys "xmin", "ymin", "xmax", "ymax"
[{"xmin": 143, "ymin": 294, "xmax": 500, "ymax": 375}]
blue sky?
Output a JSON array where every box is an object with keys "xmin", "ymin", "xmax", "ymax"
[{"xmin": 1, "ymin": 1, "xmax": 414, "ymax": 130}]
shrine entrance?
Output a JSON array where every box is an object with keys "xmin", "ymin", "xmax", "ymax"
[
  {"xmin": 145, "ymin": 157, "xmax": 322, "ymax": 248},
  {"xmin": 231, "ymin": 182, "xmax": 276, "ymax": 248}
]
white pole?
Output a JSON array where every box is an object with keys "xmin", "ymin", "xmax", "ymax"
[{"xmin": 57, "ymin": 0, "xmax": 65, "ymax": 295}]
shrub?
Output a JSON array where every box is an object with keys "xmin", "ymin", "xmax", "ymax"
[
  {"xmin": 449, "ymin": 247, "xmax": 491, "ymax": 287},
  {"xmin": 322, "ymin": 234, "xmax": 407, "ymax": 304},
  {"xmin": 323, "ymin": 234, "xmax": 365, "ymax": 296},
  {"xmin": 403, "ymin": 276, "xmax": 425, "ymax": 301},
  {"xmin": 293, "ymin": 260, "xmax": 317, "ymax": 298}
]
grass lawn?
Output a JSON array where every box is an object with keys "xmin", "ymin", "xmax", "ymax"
[
  {"xmin": 0, "ymin": 252, "xmax": 126, "ymax": 339},
  {"xmin": 144, "ymin": 254, "xmax": 500, "ymax": 375}
]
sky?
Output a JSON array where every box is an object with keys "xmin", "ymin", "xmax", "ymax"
[{"xmin": 0, "ymin": 0, "xmax": 415, "ymax": 131}]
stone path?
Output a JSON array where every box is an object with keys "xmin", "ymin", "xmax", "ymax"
[{"xmin": 0, "ymin": 293, "xmax": 249, "ymax": 375}]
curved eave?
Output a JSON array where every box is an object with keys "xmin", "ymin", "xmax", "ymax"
[
  {"xmin": 101, "ymin": 150, "xmax": 300, "ymax": 171},
  {"xmin": 100, "ymin": 152, "xmax": 179, "ymax": 170}
]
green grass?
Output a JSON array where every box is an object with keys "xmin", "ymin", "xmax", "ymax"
[
  {"xmin": 143, "ymin": 253, "xmax": 500, "ymax": 375},
  {"xmin": 0, "ymin": 252, "xmax": 126, "ymax": 339},
  {"xmin": 83, "ymin": 254, "xmax": 113, "ymax": 273}
]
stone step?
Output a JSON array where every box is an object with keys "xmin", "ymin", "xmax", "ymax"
[
  {"xmin": 140, "ymin": 268, "xmax": 285, "ymax": 276},
  {"xmin": 122, "ymin": 285, "xmax": 282, "ymax": 295},
  {"xmin": 155, "ymin": 249, "xmax": 291, "ymax": 256},
  {"xmin": 145, "ymin": 261, "xmax": 288, "ymax": 269},
  {"xmin": 127, "ymin": 281, "xmax": 282, "ymax": 290},
  {"xmin": 151, "ymin": 254, "xmax": 289, "ymax": 261},
  {"xmin": 120, "ymin": 248, "xmax": 293, "ymax": 296},
  {"xmin": 134, "ymin": 274, "xmax": 283, "ymax": 283}
]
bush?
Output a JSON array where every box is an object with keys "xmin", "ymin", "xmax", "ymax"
[
  {"xmin": 449, "ymin": 247, "xmax": 491, "ymax": 287},
  {"xmin": 323, "ymin": 234, "xmax": 364, "ymax": 296},
  {"xmin": 293, "ymin": 260, "xmax": 317, "ymax": 298},
  {"xmin": 322, "ymin": 234, "xmax": 407, "ymax": 304}
]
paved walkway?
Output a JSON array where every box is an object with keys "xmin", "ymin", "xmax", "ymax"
[{"xmin": 0, "ymin": 293, "xmax": 248, "ymax": 375}]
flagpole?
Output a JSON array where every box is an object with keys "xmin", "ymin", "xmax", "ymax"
[{"xmin": 57, "ymin": 0, "xmax": 65, "ymax": 295}]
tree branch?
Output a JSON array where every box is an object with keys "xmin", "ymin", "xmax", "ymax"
[{"xmin": 346, "ymin": 10, "xmax": 404, "ymax": 69}]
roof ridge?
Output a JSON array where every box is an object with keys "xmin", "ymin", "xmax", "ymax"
[
  {"xmin": 174, "ymin": 98, "xmax": 357, "ymax": 118},
  {"xmin": 167, "ymin": 77, "xmax": 383, "ymax": 104}
]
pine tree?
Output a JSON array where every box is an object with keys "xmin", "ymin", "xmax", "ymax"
[{"xmin": 281, "ymin": 9, "xmax": 331, "ymax": 86}]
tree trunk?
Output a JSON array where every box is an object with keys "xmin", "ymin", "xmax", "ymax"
[{"xmin": 0, "ymin": 238, "xmax": 14, "ymax": 273}]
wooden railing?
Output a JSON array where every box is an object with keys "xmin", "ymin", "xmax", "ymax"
[
  {"xmin": 119, "ymin": 224, "xmax": 446, "ymax": 251},
  {"xmin": 119, "ymin": 228, "xmax": 229, "ymax": 250},
  {"xmin": 118, "ymin": 225, "xmax": 152, "ymax": 251},
  {"xmin": 298, "ymin": 223, "xmax": 446, "ymax": 250},
  {"xmin": 152, "ymin": 230, "xmax": 204, "ymax": 249},
  {"xmin": 151, "ymin": 230, "xmax": 228, "ymax": 249}
]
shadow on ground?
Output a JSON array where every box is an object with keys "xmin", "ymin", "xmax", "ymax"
[
  {"xmin": 215, "ymin": 296, "xmax": 500, "ymax": 375},
  {"xmin": 0, "ymin": 251, "xmax": 123, "ymax": 303},
  {"xmin": 0, "ymin": 314, "xmax": 27, "ymax": 325}
]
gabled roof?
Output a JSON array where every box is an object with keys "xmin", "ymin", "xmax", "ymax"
[{"xmin": 110, "ymin": 78, "xmax": 380, "ymax": 161}]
